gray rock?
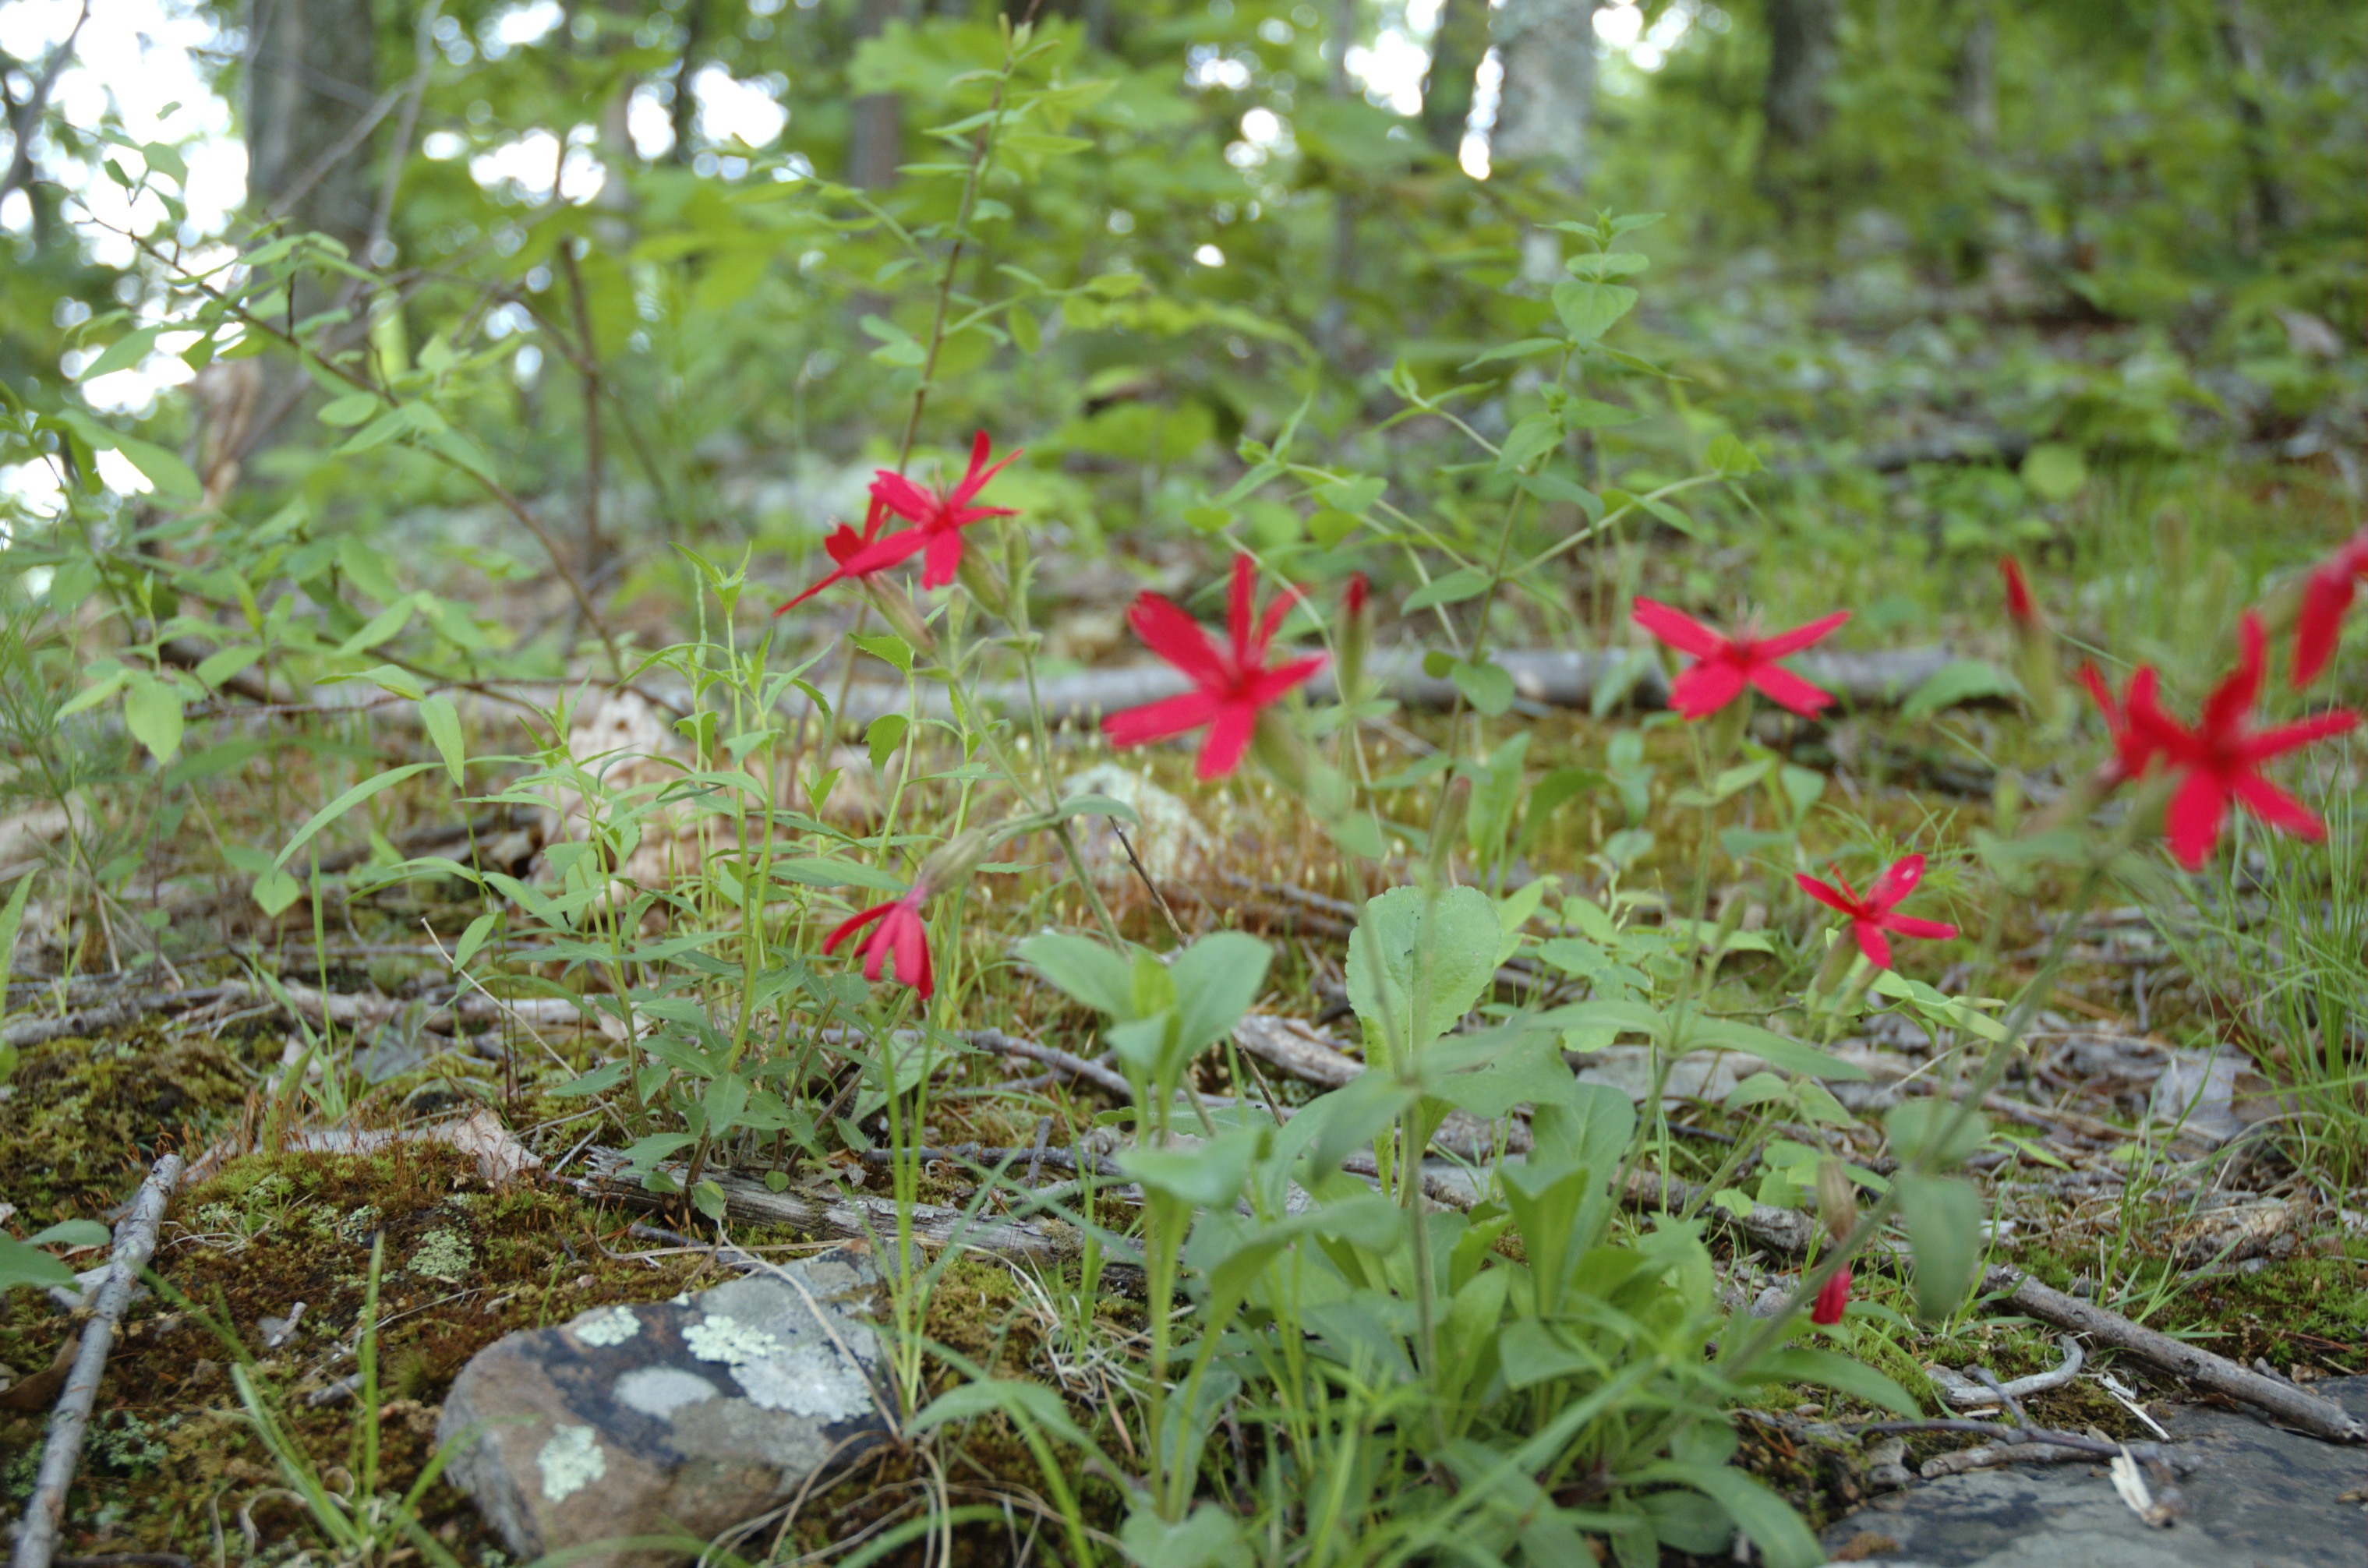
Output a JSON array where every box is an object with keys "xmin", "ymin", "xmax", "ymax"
[
  {"xmin": 437, "ymin": 1248, "xmax": 891, "ymax": 1568},
  {"xmin": 1821, "ymin": 1376, "xmax": 2366, "ymax": 1567}
]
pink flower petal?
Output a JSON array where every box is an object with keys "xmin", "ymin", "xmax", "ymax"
[
  {"xmin": 1755, "ymin": 609, "xmax": 1850, "ymax": 659},
  {"xmin": 1632, "ymin": 597, "xmax": 1726, "ymax": 659},
  {"xmin": 1746, "ymin": 662, "xmax": 1838, "ymax": 719}
]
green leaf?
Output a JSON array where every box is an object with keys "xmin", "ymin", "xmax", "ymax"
[
  {"xmin": 1883, "ymin": 1100, "xmax": 1989, "ymax": 1167},
  {"xmin": 250, "ymin": 867, "xmax": 301, "ymax": 917},
  {"xmin": 1448, "ymin": 656, "xmax": 1516, "ymax": 717},
  {"xmin": 1016, "ymin": 933, "xmax": 1135, "ymax": 1019},
  {"xmin": 451, "ymin": 910, "xmax": 499, "ymax": 969},
  {"xmin": 771, "ymin": 857, "xmax": 910, "ymax": 894},
  {"xmin": 1902, "ymin": 659, "xmax": 2020, "ymax": 721},
  {"xmin": 1685, "ymin": 1018, "xmax": 1871, "ymax": 1082},
  {"xmin": 1051, "ymin": 793, "xmax": 1141, "ymax": 827},
  {"xmin": 111, "ymin": 434, "xmax": 202, "ymax": 503},
  {"xmin": 1638, "ymin": 1463, "xmax": 1822, "ymax": 1568},
  {"xmin": 1119, "ymin": 1128, "xmax": 1260, "ymax": 1209},
  {"xmin": 0, "ymin": 872, "xmax": 35, "ymax": 1008},
  {"xmin": 56, "ymin": 667, "xmax": 130, "ymax": 718},
  {"xmin": 26, "ymin": 1220, "xmax": 110, "ymax": 1251},
  {"xmin": 1560, "ymin": 397, "xmax": 1641, "ymax": 429},
  {"xmin": 1705, "ymin": 433, "xmax": 1762, "ymax": 475},
  {"xmin": 1895, "ymin": 1171, "xmax": 1984, "ymax": 1319},
  {"xmin": 1118, "ymin": 1502, "xmax": 1245, "ymax": 1568},
  {"xmin": 849, "ymin": 632, "xmax": 914, "ymax": 675},
  {"xmin": 865, "ymin": 712, "xmax": 907, "ymax": 775},
  {"xmin": 2020, "ymin": 441, "xmax": 2087, "ymax": 502},
  {"xmin": 276, "ymin": 762, "xmax": 436, "ymax": 868},
  {"xmin": 1346, "ymin": 885, "xmax": 1500, "ymax": 1058},
  {"xmin": 1169, "ymin": 932, "xmax": 1271, "ymax": 1055},
  {"xmin": 1401, "ymin": 567, "xmax": 1491, "ymax": 612},
  {"xmin": 80, "ymin": 326, "xmax": 161, "ymax": 380},
  {"xmin": 419, "ymin": 695, "xmax": 465, "ymax": 785},
  {"xmin": 123, "ymin": 675, "xmax": 185, "ymax": 764},
  {"xmin": 1551, "ymin": 281, "xmax": 1638, "ymax": 345},
  {"xmin": 1741, "ymin": 1347, "xmax": 1920, "ymax": 1417},
  {"xmin": 316, "ymin": 391, "xmax": 382, "ymax": 427},
  {"xmin": 0, "ymin": 1234, "xmax": 80, "ymax": 1295}
]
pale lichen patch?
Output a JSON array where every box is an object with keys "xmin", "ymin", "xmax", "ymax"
[
  {"xmin": 684, "ymin": 1314, "xmax": 783, "ymax": 1365},
  {"xmin": 536, "ymin": 1423, "xmax": 606, "ymax": 1502},
  {"xmin": 730, "ymin": 1344, "xmax": 871, "ymax": 1419},
  {"xmin": 574, "ymin": 1305, "xmax": 641, "ymax": 1347}
]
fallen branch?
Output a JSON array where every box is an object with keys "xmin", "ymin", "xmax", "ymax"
[
  {"xmin": 567, "ymin": 1146, "xmax": 1102, "ymax": 1272},
  {"xmin": 1927, "ymin": 1333, "xmax": 2084, "ymax": 1409},
  {"xmin": 12, "ymin": 1153, "xmax": 182, "ymax": 1568},
  {"xmin": 1980, "ymin": 1264, "xmax": 2364, "ymax": 1444},
  {"xmin": 0, "ymin": 987, "xmax": 234, "ymax": 1050},
  {"xmin": 1620, "ymin": 1168, "xmax": 1818, "ymax": 1259}
]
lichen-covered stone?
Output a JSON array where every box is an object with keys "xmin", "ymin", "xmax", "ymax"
[{"xmin": 436, "ymin": 1248, "xmax": 889, "ymax": 1567}]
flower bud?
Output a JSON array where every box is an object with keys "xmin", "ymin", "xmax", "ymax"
[
  {"xmin": 865, "ymin": 581, "xmax": 938, "ymax": 657},
  {"xmin": 2000, "ymin": 556, "xmax": 2063, "ymax": 730},
  {"xmin": 956, "ymin": 550, "xmax": 1011, "ymax": 620},
  {"xmin": 915, "ymin": 826, "xmax": 995, "ymax": 897},
  {"xmin": 1249, "ymin": 707, "xmax": 1311, "ymax": 796},
  {"xmin": 1816, "ymin": 1157, "xmax": 1859, "ymax": 1238},
  {"xmin": 1427, "ymin": 775, "xmax": 1471, "ymax": 884},
  {"xmin": 1338, "ymin": 571, "xmax": 1372, "ymax": 701}
]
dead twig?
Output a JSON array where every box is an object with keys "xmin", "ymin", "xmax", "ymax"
[
  {"xmin": 0, "ymin": 986, "xmax": 234, "ymax": 1050},
  {"xmin": 1979, "ymin": 1264, "xmax": 2364, "ymax": 1444},
  {"xmin": 1927, "ymin": 1333, "xmax": 2084, "ymax": 1409},
  {"xmin": 12, "ymin": 1153, "xmax": 182, "ymax": 1568}
]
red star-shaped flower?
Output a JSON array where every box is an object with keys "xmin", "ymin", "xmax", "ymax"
[
  {"xmin": 2075, "ymin": 662, "xmax": 2177, "ymax": 786},
  {"xmin": 823, "ymin": 888, "xmax": 934, "ymax": 999},
  {"xmin": 2292, "ymin": 530, "xmax": 2368, "ymax": 689},
  {"xmin": 1796, "ymin": 853, "xmax": 1959, "ymax": 971},
  {"xmin": 775, "ymin": 433, "xmax": 1020, "ymax": 610},
  {"xmin": 1104, "ymin": 554, "xmax": 1327, "ymax": 780},
  {"xmin": 1632, "ymin": 598, "xmax": 1850, "ymax": 719},
  {"xmin": 776, "ymin": 495, "xmax": 891, "ymax": 613},
  {"xmin": 2140, "ymin": 613, "xmax": 2359, "ymax": 869}
]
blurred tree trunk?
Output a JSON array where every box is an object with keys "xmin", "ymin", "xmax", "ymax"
[
  {"xmin": 1953, "ymin": 0, "xmax": 1996, "ymax": 154},
  {"xmin": 1420, "ymin": 0, "xmax": 1490, "ymax": 157},
  {"xmin": 1762, "ymin": 0, "xmax": 1839, "ymax": 151},
  {"xmin": 847, "ymin": 0, "xmax": 908, "ymax": 189},
  {"xmin": 245, "ymin": 0, "xmax": 380, "ymax": 257},
  {"xmin": 229, "ymin": 0, "xmax": 380, "ymax": 481},
  {"xmin": 1490, "ymin": 0, "xmax": 1596, "ymax": 192},
  {"xmin": 670, "ymin": 0, "xmax": 709, "ymax": 164},
  {"xmin": 2214, "ymin": 0, "xmax": 2285, "ymax": 251}
]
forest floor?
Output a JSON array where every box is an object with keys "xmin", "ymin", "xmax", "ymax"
[{"xmin": 1, "ymin": 677, "xmax": 2363, "ymax": 1563}]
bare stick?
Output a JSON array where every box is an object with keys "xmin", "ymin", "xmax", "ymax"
[
  {"xmin": 12, "ymin": 1153, "xmax": 183, "ymax": 1568},
  {"xmin": 1980, "ymin": 1264, "xmax": 2363, "ymax": 1444}
]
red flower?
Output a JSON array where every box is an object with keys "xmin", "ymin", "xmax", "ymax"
[
  {"xmin": 1343, "ymin": 571, "xmax": 1370, "ymax": 618},
  {"xmin": 1796, "ymin": 853, "xmax": 1959, "ymax": 970},
  {"xmin": 2076, "ymin": 663, "xmax": 2176, "ymax": 786},
  {"xmin": 823, "ymin": 889, "xmax": 934, "ymax": 999},
  {"xmin": 1811, "ymin": 1266, "xmax": 1852, "ymax": 1326},
  {"xmin": 1631, "ymin": 599, "xmax": 1850, "ymax": 719},
  {"xmin": 776, "ymin": 496, "xmax": 892, "ymax": 613},
  {"xmin": 2135, "ymin": 613, "xmax": 2359, "ymax": 870},
  {"xmin": 2292, "ymin": 531, "xmax": 2368, "ymax": 688},
  {"xmin": 1104, "ymin": 554, "xmax": 1327, "ymax": 780},
  {"xmin": 776, "ymin": 433, "xmax": 1020, "ymax": 609},
  {"xmin": 1999, "ymin": 556, "xmax": 2038, "ymax": 629}
]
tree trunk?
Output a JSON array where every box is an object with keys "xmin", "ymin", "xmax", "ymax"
[
  {"xmin": 846, "ymin": 0, "xmax": 908, "ymax": 189},
  {"xmin": 244, "ymin": 0, "xmax": 380, "ymax": 256},
  {"xmin": 1490, "ymin": 0, "xmax": 1596, "ymax": 192},
  {"xmin": 1762, "ymin": 0, "xmax": 1839, "ymax": 151},
  {"xmin": 1953, "ymin": 0, "xmax": 1996, "ymax": 154},
  {"xmin": 1420, "ymin": 0, "xmax": 1490, "ymax": 157}
]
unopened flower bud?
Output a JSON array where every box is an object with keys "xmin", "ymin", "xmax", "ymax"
[
  {"xmin": 2000, "ymin": 556, "xmax": 2063, "ymax": 730},
  {"xmin": 915, "ymin": 826, "xmax": 994, "ymax": 897},
  {"xmin": 1338, "ymin": 572, "xmax": 1372, "ymax": 700},
  {"xmin": 1427, "ymin": 775, "xmax": 1471, "ymax": 884},
  {"xmin": 865, "ymin": 581, "xmax": 937, "ymax": 657},
  {"xmin": 1249, "ymin": 707, "xmax": 1310, "ymax": 795},
  {"xmin": 956, "ymin": 550, "xmax": 1011, "ymax": 620},
  {"xmin": 1816, "ymin": 1157, "xmax": 1859, "ymax": 1238},
  {"xmin": 1999, "ymin": 556, "xmax": 2038, "ymax": 630}
]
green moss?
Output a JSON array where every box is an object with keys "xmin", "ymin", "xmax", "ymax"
[{"xmin": 0, "ymin": 1031, "xmax": 253, "ymax": 1226}]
